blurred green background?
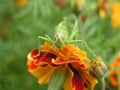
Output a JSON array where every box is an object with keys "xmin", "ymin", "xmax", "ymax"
[
  {"xmin": 0, "ymin": 0, "xmax": 67, "ymax": 90},
  {"xmin": 0, "ymin": 0, "xmax": 120, "ymax": 90}
]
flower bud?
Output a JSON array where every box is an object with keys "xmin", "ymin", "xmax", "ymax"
[
  {"xmin": 90, "ymin": 57, "xmax": 107, "ymax": 79},
  {"xmin": 81, "ymin": 15, "xmax": 87, "ymax": 22},
  {"xmin": 97, "ymin": 0, "xmax": 108, "ymax": 19},
  {"xmin": 54, "ymin": 0, "xmax": 67, "ymax": 8},
  {"xmin": 71, "ymin": 0, "xmax": 85, "ymax": 15},
  {"xmin": 16, "ymin": 0, "xmax": 26, "ymax": 7}
]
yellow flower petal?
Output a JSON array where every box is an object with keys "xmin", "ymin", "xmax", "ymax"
[
  {"xmin": 30, "ymin": 65, "xmax": 56, "ymax": 84},
  {"xmin": 111, "ymin": 1, "xmax": 120, "ymax": 29},
  {"xmin": 99, "ymin": 9, "xmax": 105, "ymax": 19},
  {"xmin": 108, "ymin": 53, "xmax": 120, "ymax": 88},
  {"xmin": 42, "ymin": 42, "xmax": 58, "ymax": 55},
  {"xmin": 81, "ymin": 70, "xmax": 98, "ymax": 89},
  {"xmin": 53, "ymin": 44, "xmax": 89, "ymax": 65},
  {"xmin": 64, "ymin": 71, "xmax": 73, "ymax": 90},
  {"xmin": 108, "ymin": 71, "xmax": 119, "ymax": 87}
]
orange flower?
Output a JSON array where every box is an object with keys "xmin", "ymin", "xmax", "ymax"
[
  {"xmin": 27, "ymin": 42, "xmax": 98, "ymax": 90},
  {"xmin": 111, "ymin": 1, "xmax": 120, "ymax": 28},
  {"xmin": 54, "ymin": 0, "xmax": 67, "ymax": 7},
  {"xmin": 108, "ymin": 54, "xmax": 120, "ymax": 88},
  {"xmin": 98, "ymin": 0, "xmax": 108, "ymax": 19},
  {"xmin": 16, "ymin": 0, "xmax": 26, "ymax": 7},
  {"xmin": 0, "ymin": 27, "xmax": 7, "ymax": 39}
]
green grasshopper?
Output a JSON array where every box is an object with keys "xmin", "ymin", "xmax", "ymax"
[{"xmin": 37, "ymin": 19, "xmax": 97, "ymax": 58}]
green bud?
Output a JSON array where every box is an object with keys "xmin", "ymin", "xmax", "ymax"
[
  {"xmin": 90, "ymin": 57, "xmax": 107, "ymax": 79},
  {"xmin": 71, "ymin": 0, "xmax": 85, "ymax": 15}
]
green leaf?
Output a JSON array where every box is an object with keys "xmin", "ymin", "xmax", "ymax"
[{"xmin": 48, "ymin": 67, "xmax": 68, "ymax": 90}]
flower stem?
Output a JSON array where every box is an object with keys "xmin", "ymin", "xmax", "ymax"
[
  {"xmin": 118, "ymin": 73, "xmax": 120, "ymax": 90},
  {"xmin": 78, "ymin": 15, "xmax": 84, "ymax": 39},
  {"xmin": 100, "ymin": 77, "xmax": 105, "ymax": 90}
]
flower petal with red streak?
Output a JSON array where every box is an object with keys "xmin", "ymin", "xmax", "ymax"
[
  {"xmin": 72, "ymin": 73, "xmax": 85, "ymax": 90},
  {"xmin": 69, "ymin": 64, "xmax": 85, "ymax": 90},
  {"xmin": 72, "ymin": 63, "xmax": 98, "ymax": 89},
  {"xmin": 27, "ymin": 49, "xmax": 57, "ymax": 71}
]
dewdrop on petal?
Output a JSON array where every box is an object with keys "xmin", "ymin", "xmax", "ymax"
[{"xmin": 90, "ymin": 57, "xmax": 107, "ymax": 78}]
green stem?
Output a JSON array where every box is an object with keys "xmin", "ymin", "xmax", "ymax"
[
  {"xmin": 76, "ymin": 15, "xmax": 84, "ymax": 39},
  {"xmin": 100, "ymin": 77, "xmax": 105, "ymax": 90},
  {"xmin": 118, "ymin": 73, "xmax": 120, "ymax": 90},
  {"xmin": 75, "ymin": 17, "xmax": 79, "ymax": 39},
  {"xmin": 37, "ymin": 37, "xmax": 41, "ymax": 55}
]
